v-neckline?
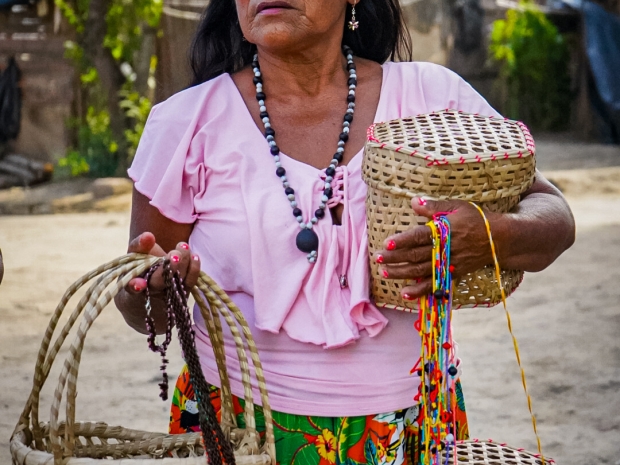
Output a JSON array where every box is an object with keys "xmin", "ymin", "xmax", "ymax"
[{"xmin": 224, "ymin": 63, "xmax": 388, "ymax": 173}]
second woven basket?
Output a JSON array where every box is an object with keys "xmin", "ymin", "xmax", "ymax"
[{"xmin": 362, "ymin": 110, "xmax": 536, "ymax": 311}]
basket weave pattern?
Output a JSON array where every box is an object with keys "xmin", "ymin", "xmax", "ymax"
[
  {"xmin": 10, "ymin": 254, "xmax": 276, "ymax": 465},
  {"xmin": 362, "ymin": 111, "xmax": 536, "ymax": 311}
]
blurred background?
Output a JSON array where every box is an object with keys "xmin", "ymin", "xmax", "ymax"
[
  {"xmin": 0, "ymin": 0, "xmax": 619, "ymax": 182},
  {"xmin": 0, "ymin": 1, "xmax": 619, "ymax": 465}
]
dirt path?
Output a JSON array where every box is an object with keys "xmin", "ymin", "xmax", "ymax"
[{"xmin": 1, "ymin": 191, "xmax": 619, "ymax": 465}]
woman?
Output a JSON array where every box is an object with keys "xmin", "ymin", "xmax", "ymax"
[{"xmin": 115, "ymin": 0, "xmax": 575, "ymax": 463}]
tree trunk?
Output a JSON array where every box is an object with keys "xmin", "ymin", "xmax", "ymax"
[{"xmin": 82, "ymin": 0, "xmax": 129, "ymax": 175}]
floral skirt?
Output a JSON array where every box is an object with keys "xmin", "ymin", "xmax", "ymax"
[{"xmin": 169, "ymin": 366, "xmax": 469, "ymax": 465}]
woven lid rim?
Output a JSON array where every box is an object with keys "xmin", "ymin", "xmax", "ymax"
[{"xmin": 366, "ymin": 109, "xmax": 536, "ymax": 165}]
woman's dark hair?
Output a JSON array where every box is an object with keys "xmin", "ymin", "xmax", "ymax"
[{"xmin": 189, "ymin": 0, "xmax": 412, "ymax": 85}]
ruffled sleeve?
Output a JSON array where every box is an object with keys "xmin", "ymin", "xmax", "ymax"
[{"xmin": 127, "ymin": 93, "xmax": 208, "ymax": 224}]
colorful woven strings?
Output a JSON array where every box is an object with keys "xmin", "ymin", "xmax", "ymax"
[
  {"xmin": 468, "ymin": 202, "xmax": 546, "ymax": 465},
  {"xmin": 412, "ymin": 205, "xmax": 547, "ymax": 465},
  {"xmin": 413, "ymin": 215, "xmax": 458, "ymax": 464}
]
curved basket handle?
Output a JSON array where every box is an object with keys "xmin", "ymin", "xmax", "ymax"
[
  {"xmin": 196, "ymin": 275, "xmax": 276, "ymax": 463},
  {"xmin": 14, "ymin": 254, "xmax": 276, "ymax": 465},
  {"xmin": 12, "ymin": 254, "xmax": 150, "ymax": 448},
  {"xmin": 50, "ymin": 258, "xmax": 158, "ymax": 460}
]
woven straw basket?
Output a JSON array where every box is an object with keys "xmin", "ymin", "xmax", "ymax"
[
  {"xmin": 10, "ymin": 254, "xmax": 552, "ymax": 465},
  {"xmin": 362, "ymin": 110, "xmax": 536, "ymax": 312},
  {"xmin": 10, "ymin": 254, "xmax": 276, "ymax": 465}
]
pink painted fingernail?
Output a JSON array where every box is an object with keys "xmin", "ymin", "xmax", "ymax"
[
  {"xmin": 180, "ymin": 243, "xmax": 189, "ymax": 250},
  {"xmin": 171, "ymin": 255, "xmax": 180, "ymax": 263},
  {"xmin": 382, "ymin": 269, "xmax": 389, "ymax": 278},
  {"xmin": 403, "ymin": 293, "xmax": 414, "ymax": 301},
  {"xmin": 376, "ymin": 254, "xmax": 384, "ymax": 264},
  {"xmin": 192, "ymin": 255, "xmax": 200, "ymax": 261},
  {"xmin": 386, "ymin": 240, "xmax": 396, "ymax": 251},
  {"xmin": 133, "ymin": 283, "xmax": 144, "ymax": 292},
  {"xmin": 417, "ymin": 197, "xmax": 427, "ymax": 206}
]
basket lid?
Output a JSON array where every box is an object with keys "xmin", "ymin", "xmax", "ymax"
[{"xmin": 366, "ymin": 110, "xmax": 535, "ymax": 165}]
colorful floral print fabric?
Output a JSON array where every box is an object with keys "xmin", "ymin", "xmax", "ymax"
[{"xmin": 170, "ymin": 366, "xmax": 469, "ymax": 465}]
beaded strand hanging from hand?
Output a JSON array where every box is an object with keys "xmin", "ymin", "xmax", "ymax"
[
  {"xmin": 412, "ymin": 215, "xmax": 458, "ymax": 465},
  {"xmin": 144, "ymin": 260, "xmax": 237, "ymax": 465}
]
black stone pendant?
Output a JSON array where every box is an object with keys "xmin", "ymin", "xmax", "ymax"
[{"xmin": 296, "ymin": 228, "xmax": 319, "ymax": 253}]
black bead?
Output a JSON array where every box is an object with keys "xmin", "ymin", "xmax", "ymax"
[
  {"xmin": 265, "ymin": 127, "xmax": 275, "ymax": 137},
  {"xmin": 416, "ymin": 369, "xmax": 422, "ymax": 376},
  {"xmin": 271, "ymin": 146, "xmax": 280, "ymax": 155},
  {"xmin": 347, "ymin": 62, "xmax": 355, "ymax": 71},
  {"xmin": 315, "ymin": 208, "xmax": 325, "ymax": 219},
  {"xmin": 334, "ymin": 153, "xmax": 344, "ymax": 163},
  {"xmin": 344, "ymin": 113, "xmax": 353, "ymax": 123},
  {"xmin": 296, "ymin": 228, "xmax": 319, "ymax": 253},
  {"xmin": 433, "ymin": 289, "xmax": 445, "ymax": 300},
  {"xmin": 324, "ymin": 187, "xmax": 333, "ymax": 199},
  {"xmin": 339, "ymin": 132, "xmax": 349, "ymax": 142},
  {"xmin": 276, "ymin": 167, "xmax": 286, "ymax": 177},
  {"xmin": 424, "ymin": 362, "xmax": 432, "ymax": 373},
  {"xmin": 293, "ymin": 207, "xmax": 302, "ymax": 217},
  {"xmin": 260, "ymin": 111, "xmax": 269, "ymax": 119},
  {"xmin": 285, "ymin": 187, "xmax": 295, "ymax": 195},
  {"xmin": 253, "ymin": 76, "xmax": 262, "ymax": 85},
  {"xmin": 347, "ymin": 94, "xmax": 356, "ymax": 103},
  {"xmin": 348, "ymin": 78, "xmax": 356, "ymax": 86},
  {"xmin": 256, "ymin": 92, "xmax": 266, "ymax": 101},
  {"xmin": 448, "ymin": 366, "xmax": 458, "ymax": 377},
  {"xmin": 326, "ymin": 167, "xmax": 336, "ymax": 177}
]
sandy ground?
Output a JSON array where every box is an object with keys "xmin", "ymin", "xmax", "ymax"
[{"xmin": 1, "ymin": 187, "xmax": 619, "ymax": 464}]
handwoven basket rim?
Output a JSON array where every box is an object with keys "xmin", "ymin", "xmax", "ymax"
[{"xmin": 366, "ymin": 109, "xmax": 536, "ymax": 164}]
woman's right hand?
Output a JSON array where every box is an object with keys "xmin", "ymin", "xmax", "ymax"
[{"xmin": 125, "ymin": 232, "xmax": 202, "ymax": 296}]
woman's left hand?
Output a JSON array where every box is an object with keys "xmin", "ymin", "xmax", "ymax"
[{"xmin": 374, "ymin": 197, "xmax": 493, "ymax": 300}]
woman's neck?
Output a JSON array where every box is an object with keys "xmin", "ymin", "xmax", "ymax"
[{"xmin": 255, "ymin": 38, "xmax": 348, "ymax": 98}]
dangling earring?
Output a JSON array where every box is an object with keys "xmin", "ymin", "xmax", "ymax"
[{"xmin": 348, "ymin": 1, "xmax": 359, "ymax": 31}]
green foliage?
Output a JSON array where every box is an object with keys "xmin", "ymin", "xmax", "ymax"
[
  {"xmin": 58, "ymin": 107, "xmax": 120, "ymax": 178},
  {"xmin": 489, "ymin": 0, "xmax": 572, "ymax": 130},
  {"xmin": 105, "ymin": 0, "xmax": 162, "ymax": 63},
  {"xmin": 120, "ymin": 88, "xmax": 153, "ymax": 160},
  {"xmin": 55, "ymin": 0, "xmax": 161, "ymax": 177}
]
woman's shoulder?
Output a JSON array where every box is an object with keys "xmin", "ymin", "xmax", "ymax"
[
  {"xmin": 381, "ymin": 61, "xmax": 498, "ymax": 118},
  {"xmin": 383, "ymin": 61, "xmax": 464, "ymax": 89},
  {"xmin": 148, "ymin": 73, "xmax": 234, "ymax": 126}
]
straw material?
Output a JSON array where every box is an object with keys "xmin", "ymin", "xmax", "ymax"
[
  {"xmin": 362, "ymin": 110, "xmax": 536, "ymax": 311},
  {"xmin": 10, "ymin": 254, "xmax": 276, "ymax": 465},
  {"xmin": 445, "ymin": 441, "xmax": 552, "ymax": 465}
]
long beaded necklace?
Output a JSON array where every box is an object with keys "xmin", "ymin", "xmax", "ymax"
[{"xmin": 252, "ymin": 45, "xmax": 357, "ymax": 263}]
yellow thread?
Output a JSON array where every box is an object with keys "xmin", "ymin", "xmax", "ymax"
[{"xmin": 469, "ymin": 202, "xmax": 545, "ymax": 464}]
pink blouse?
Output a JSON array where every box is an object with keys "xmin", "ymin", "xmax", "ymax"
[{"xmin": 128, "ymin": 61, "xmax": 498, "ymax": 416}]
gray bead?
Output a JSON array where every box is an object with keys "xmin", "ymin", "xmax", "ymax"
[
  {"xmin": 337, "ymin": 147, "xmax": 345, "ymax": 153},
  {"xmin": 290, "ymin": 200, "xmax": 297, "ymax": 207},
  {"xmin": 325, "ymin": 182, "xmax": 331, "ymax": 189},
  {"xmin": 322, "ymin": 195, "xmax": 329, "ymax": 202},
  {"xmin": 287, "ymin": 194, "xmax": 295, "ymax": 201},
  {"xmin": 343, "ymin": 127, "xmax": 350, "ymax": 134},
  {"xmin": 311, "ymin": 217, "xmax": 318, "ymax": 224},
  {"xmin": 274, "ymin": 155, "xmax": 280, "ymax": 161},
  {"xmin": 325, "ymin": 176, "xmax": 333, "ymax": 182},
  {"xmin": 296, "ymin": 216, "xmax": 303, "ymax": 223},
  {"xmin": 260, "ymin": 105, "xmax": 267, "ymax": 112}
]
